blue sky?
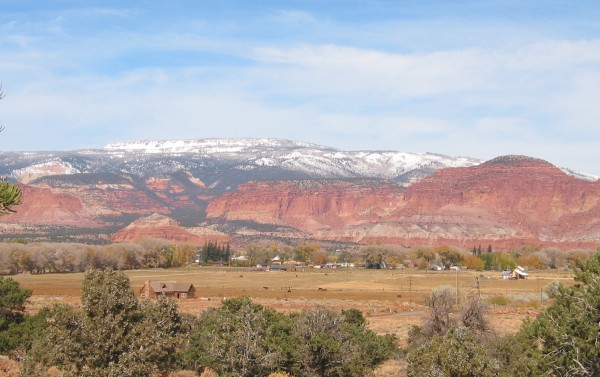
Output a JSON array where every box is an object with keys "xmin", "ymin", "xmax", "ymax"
[{"xmin": 1, "ymin": 1, "xmax": 600, "ymax": 175}]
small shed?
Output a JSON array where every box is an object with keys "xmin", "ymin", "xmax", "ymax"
[
  {"xmin": 510, "ymin": 266, "xmax": 528, "ymax": 280},
  {"xmin": 140, "ymin": 280, "xmax": 196, "ymax": 299}
]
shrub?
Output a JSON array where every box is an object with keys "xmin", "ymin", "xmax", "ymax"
[
  {"xmin": 21, "ymin": 269, "xmax": 185, "ymax": 377},
  {"xmin": 183, "ymin": 300, "xmax": 397, "ymax": 377},
  {"xmin": 183, "ymin": 297, "xmax": 296, "ymax": 377},
  {"xmin": 423, "ymin": 285, "xmax": 456, "ymax": 335},
  {"xmin": 294, "ymin": 307, "xmax": 396, "ymax": 377},
  {"xmin": 406, "ymin": 327, "xmax": 500, "ymax": 377}
]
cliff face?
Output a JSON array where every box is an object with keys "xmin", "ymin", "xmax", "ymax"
[
  {"xmin": 399, "ymin": 156, "xmax": 600, "ymax": 240},
  {"xmin": 206, "ymin": 157, "xmax": 600, "ymax": 247},
  {"xmin": 206, "ymin": 179, "xmax": 406, "ymax": 230},
  {"xmin": 2, "ymin": 173, "xmax": 210, "ymax": 227},
  {"xmin": 2, "ymin": 185, "xmax": 102, "ymax": 227}
]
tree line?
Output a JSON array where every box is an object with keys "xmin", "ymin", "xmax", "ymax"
[
  {"xmin": 0, "ymin": 239, "xmax": 198, "ymax": 274},
  {"xmin": 0, "ymin": 240, "xmax": 594, "ymax": 275}
]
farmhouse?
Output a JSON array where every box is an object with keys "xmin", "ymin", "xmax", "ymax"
[{"xmin": 140, "ymin": 280, "xmax": 196, "ymax": 299}]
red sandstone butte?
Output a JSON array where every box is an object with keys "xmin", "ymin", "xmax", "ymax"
[{"xmin": 111, "ymin": 213, "xmax": 230, "ymax": 245}]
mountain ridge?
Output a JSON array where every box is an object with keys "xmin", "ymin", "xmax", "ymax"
[{"xmin": 0, "ymin": 138, "xmax": 599, "ymax": 248}]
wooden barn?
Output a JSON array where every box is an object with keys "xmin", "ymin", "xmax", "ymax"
[{"xmin": 140, "ymin": 280, "xmax": 196, "ymax": 299}]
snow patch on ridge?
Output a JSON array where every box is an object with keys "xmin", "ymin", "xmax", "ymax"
[
  {"xmin": 13, "ymin": 160, "xmax": 81, "ymax": 184},
  {"xmin": 104, "ymin": 138, "xmax": 482, "ymax": 181},
  {"xmin": 561, "ymin": 168, "xmax": 599, "ymax": 182}
]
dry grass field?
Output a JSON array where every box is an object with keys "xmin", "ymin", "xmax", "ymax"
[{"xmin": 13, "ymin": 267, "xmax": 576, "ymax": 346}]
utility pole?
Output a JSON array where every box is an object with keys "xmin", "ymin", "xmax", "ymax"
[
  {"xmin": 538, "ymin": 272, "xmax": 542, "ymax": 303},
  {"xmin": 455, "ymin": 268, "xmax": 459, "ymax": 305},
  {"xmin": 409, "ymin": 275, "xmax": 412, "ymax": 310},
  {"xmin": 400, "ymin": 278, "xmax": 403, "ymax": 311}
]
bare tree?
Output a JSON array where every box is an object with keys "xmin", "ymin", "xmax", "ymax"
[
  {"xmin": 460, "ymin": 298, "xmax": 492, "ymax": 335},
  {"xmin": 423, "ymin": 285, "xmax": 456, "ymax": 335}
]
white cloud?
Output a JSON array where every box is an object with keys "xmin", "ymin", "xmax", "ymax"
[{"xmin": 2, "ymin": 4, "xmax": 600, "ymax": 175}]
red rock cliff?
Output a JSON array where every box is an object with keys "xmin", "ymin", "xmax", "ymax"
[
  {"xmin": 206, "ymin": 157, "xmax": 600, "ymax": 247},
  {"xmin": 206, "ymin": 179, "xmax": 406, "ymax": 230}
]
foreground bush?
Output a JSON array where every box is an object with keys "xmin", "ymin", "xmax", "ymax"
[
  {"xmin": 183, "ymin": 297, "xmax": 294, "ymax": 377},
  {"xmin": 407, "ymin": 326, "xmax": 500, "ymax": 377},
  {"xmin": 514, "ymin": 251, "xmax": 600, "ymax": 376},
  {"xmin": 21, "ymin": 269, "xmax": 185, "ymax": 377},
  {"xmin": 183, "ymin": 298, "xmax": 397, "ymax": 377}
]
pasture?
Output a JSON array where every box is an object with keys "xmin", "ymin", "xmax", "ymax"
[{"xmin": 13, "ymin": 267, "xmax": 576, "ymax": 344}]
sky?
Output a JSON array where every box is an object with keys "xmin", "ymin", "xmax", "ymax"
[{"xmin": 1, "ymin": 1, "xmax": 600, "ymax": 175}]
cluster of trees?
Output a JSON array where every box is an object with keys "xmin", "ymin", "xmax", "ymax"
[
  {"xmin": 404, "ymin": 251, "xmax": 600, "ymax": 376},
  {"xmin": 196, "ymin": 241, "xmax": 231, "ymax": 264},
  {"xmin": 356, "ymin": 244, "xmax": 596, "ymax": 271},
  {"xmin": 0, "ymin": 269, "xmax": 396, "ymax": 377},
  {"xmin": 185, "ymin": 297, "xmax": 396, "ymax": 377},
  {"xmin": 0, "ymin": 239, "xmax": 198, "ymax": 274},
  {"xmin": 245, "ymin": 243, "xmax": 329, "ymax": 266},
  {"xmin": 241, "ymin": 242, "xmax": 596, "ymax": 271}
]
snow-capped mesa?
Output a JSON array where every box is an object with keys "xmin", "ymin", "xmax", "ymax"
[{"xmin": 103, "ymin": 138, "xmax": 481, "ymax": 181}]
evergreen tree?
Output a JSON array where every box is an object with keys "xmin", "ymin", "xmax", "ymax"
[
  {"xmin": 513, "ymin": 251, "xmax": 600, "ymax": 376},
  {"xmin": 406, "ymin": 327, "xmax": 500, "ymax": 377},
  {"xmin": 0, "ymin": 277, "xmax": 31, "ymax": 331},
  {"xmin": 183, "ymin": 298, "xmax": 396, "ymax": 377},
  {"xmin": 22, "ymin": 269, "xmax": 184, "ymax": 377},
  {"xmin": 184, "ymin": 297, "xmax": 296, "ymax": 377}
]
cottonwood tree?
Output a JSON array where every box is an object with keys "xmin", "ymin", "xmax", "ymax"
[{"xmin": 21, "ymin": 269, "xmax": 184, "ymax": 377}]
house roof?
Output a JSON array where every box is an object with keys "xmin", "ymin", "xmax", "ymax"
[{"xmin": 142, "ymin": 281, "xmax": 195, "ymax": 293}]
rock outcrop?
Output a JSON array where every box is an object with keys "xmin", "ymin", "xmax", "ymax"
[
  {"xmin": 2, "ymin": 185, "xmax": 102, "ymax": 227},
  {"xmin": 111, "ymin": 213, "xmax": 230, "ymax": 245},
  {"xmin": 206, "ymin": 179, "xmax": 405, "ymax": 230}
]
